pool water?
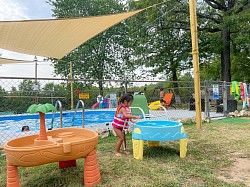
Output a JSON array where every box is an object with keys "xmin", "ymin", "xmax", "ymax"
[
  {"xmin": 136, "ymin": 120, "xmax": 181, "ymax": 127},
  {"xmin": 0, "ymin": 110, "xmax": 116, "ymax": 132}
]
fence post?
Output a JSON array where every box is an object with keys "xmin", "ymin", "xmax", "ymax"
[
  {"xmin": 223, "ymin": 81, "xmax": 228, "ymax": 116},
  {"xmin": 70, "ymin": 62, "xmax": 74, "ymax": 110},
  {"xmin": 204, "ymin": 80, "xmax": 210, "ymax": 121}
]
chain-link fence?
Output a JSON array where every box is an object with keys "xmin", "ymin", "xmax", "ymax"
[{"xmin": 0, "ymin": 77, "xmax": 248, "ymax": 146}]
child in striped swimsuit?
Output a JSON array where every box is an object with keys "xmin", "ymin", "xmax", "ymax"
[{"xmin": 112, "ymin": 94, "xmax": 141, "ymax": 157}]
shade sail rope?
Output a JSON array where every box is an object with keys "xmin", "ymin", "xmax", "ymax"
[
  {"xmin": 0, "ymin": 2, "xmax": 167, "ymax": 61},
  {"xmin": 0, "ymin": 57, "xmax": 45, "ymax": 64}
]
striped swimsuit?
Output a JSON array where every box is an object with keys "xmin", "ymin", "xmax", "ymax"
[{"xmin": 112, "ymin": 104, "xmax": 131, "ymax": 130}]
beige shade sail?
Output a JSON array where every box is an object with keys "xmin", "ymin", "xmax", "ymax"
[
  {"xmin": 0, "ymin": 57, "xmax": 40, "ymax": 64},
  {"xmin": 0, "ymin": 9, "xmax": 144, "ymax": 59}
]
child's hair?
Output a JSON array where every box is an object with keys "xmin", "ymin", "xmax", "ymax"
[
  {"xmin": 160, "ymin": 88, "xmax": 164, "ymax": 91},
  {"xmin": 120, "ymin": 94, "xmax": 133, "ymax": 104},
  {"xmin": 21, "ymin": 125, "xmax": 30, "ymax": 132}
]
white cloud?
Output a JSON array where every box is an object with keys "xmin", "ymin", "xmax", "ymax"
[
  {"xmin": 0, "ymin": 0, "xmax": 55, "ymax": 78},
  {"xmin": 0, "ymin": 0, "xmax": 28, "ymax": 21},
  {"xmin": 0, "ymin": 62, "xmax": 54, "ymax": 77}
]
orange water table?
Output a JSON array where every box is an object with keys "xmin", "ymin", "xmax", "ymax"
[{"xmin": 4, "ymin": 127, "xmax": 101, "ymax": 187}]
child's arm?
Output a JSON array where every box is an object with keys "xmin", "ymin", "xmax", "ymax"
[
  {"xmin": 130, "ymin": 119, "xmax": 136, "ymax": 123},
  {"xmin": 120, "ymin": 108, "xmax": 141, "ymax": 119}
]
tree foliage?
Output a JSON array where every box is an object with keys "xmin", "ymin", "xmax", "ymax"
[
  {"xmin": 128, "ymin": 0, "xmax": 250, "ymax": 82},
  {"xmin": 46, "ymin": 0, "xmax": 250, "ymax": 88},
  {"xmin": 127, "ymin": 0, "xmax": 193, "ymax": 82},
  {"xmin": 18, "ymin": 80, "xmax": 40, "ymax": 96},
  {"xmin": 48, "ymin": 0, "xmax": 138, "ymax": 95},
  {"xmin": 197, "ymin": 0, "xmax": 250, "ymax": 81}
]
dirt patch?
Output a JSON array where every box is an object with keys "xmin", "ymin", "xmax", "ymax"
[
  {"xmin": 185, "ymin": 177, "xmax": 204, "ymax": 186},
  {"xmin": 215, "ymin": 126, "xmax": 250, "ymax": 141},
  {"xmin": 217, "ymin": 157, "xmax": 250, "ymax": 186}
]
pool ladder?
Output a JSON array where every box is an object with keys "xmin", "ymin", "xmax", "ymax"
[
  {"xmin": 71, "ymin": 100, "xmax": 85, "ymax": 128},
  {"xmin": 50, "ymin": 100, "xmax": 63, "ymax": 129}
]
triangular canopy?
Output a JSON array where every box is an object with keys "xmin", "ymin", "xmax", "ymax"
[{"xmin": 0, "ymin": 9, "xmax": 144, "ymax": 59}]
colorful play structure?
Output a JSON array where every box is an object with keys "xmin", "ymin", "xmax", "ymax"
[
  {"xmin": 92, "ymin": 95, "xmax": 105, "ymax": 109},
  {"xmin": 92, "ymin": 93, "xmax": 118, "ymax": 109},
  {"xmin": 4, "ymin": 104, "xmax": 101, "ymax": 187},
  {"xmin": 132, "ymin": 120, "xmax": 188, "ymax": 160}
]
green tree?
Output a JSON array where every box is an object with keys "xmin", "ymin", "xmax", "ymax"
[
  {"xmin": 230, "ymin": 6, "xmax": 250, "ymax": 82},
  {"xmin": 18, "ymin": 80, "xmax": 39, "ymax": 96},
  {"xmin": 43, "ymin": 82, "xmax": 67, "ymax": 93},
  {"xmin": 128, "ymin": 0, "xmax": 250, "ymax": 82},
  {"xmin": 197, "ymin": 0, "xmax": 250, "ymax": 82},
  {"xmin": 200, "ymin": 57, "xmax": 221, "ymax": 81},
  {"xmin": 11, "ymin": 86, "xmax": 17, "ymax": 92},
  {"xmin": 49, "ymin": 0, "xmax": 135, "ymax": 95},
  {"xmin": 127, "ymin": 0, "xmax": 193, "ymax": 95},
  {"xmin": 0, "ymin": 85, "xmax": 5, "ymax": 96},
  {"xmin": 0, "ymin": 86, "xmax": 6, "ymax": 112}
]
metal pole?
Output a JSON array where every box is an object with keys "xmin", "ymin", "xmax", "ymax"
[
  {"xmin": 34, "ymin": 56, "xmax": 38, "ymax": 104},
  {"xmin": 189, "ymin": 0, "xmax": 202, "ymax": 128},
  {"xmin": 223, "ymin": 81, "xmax": 228, "ymax": 116},
  {"xmin": 70, "ymin": 62, "xmax": 74, "ymax": 110},
  {"xmin": 204, "ymin": 80, "xmax": 210, "ymax": 121}
]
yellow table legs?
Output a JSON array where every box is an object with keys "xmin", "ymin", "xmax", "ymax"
[
  {"xmin": 132, "ymin": 140, "xmax": 160, "ymax": 160},
  {"xmin": 180, "ymin": 126, "xmax": 188, "ymax": 158},
  {"xmin": 132, "ymin": 139, "xmax": 144, "ymax": 160},
  {"xmin": 147, "ymin": 141, "xmax": 160, "ymax": 147},
  {"xmin": 132, "ymin": 126, "xmax": 188, "ymax": 160},
  {"xmin": 180, "ymin": 138, "xmax": 188, "ymax": 158}
]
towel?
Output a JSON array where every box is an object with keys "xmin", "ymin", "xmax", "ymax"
[
  {"xmin": 242, "ymin": 83, "xmax": 249, "ymax": 109},
  {"xmin": 230, "ymin": 81, "xmax": 241, "ymax": 100}
]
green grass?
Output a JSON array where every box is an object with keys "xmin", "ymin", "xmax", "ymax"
[
  {"xmin": 0, "ymin": 118, "xmax": 250, "ymax": 187},
  {"xmin": 216, "ymin": 117, "xmax": 250, "ymax": 124}
]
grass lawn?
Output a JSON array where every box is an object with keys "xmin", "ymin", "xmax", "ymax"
[{"xmin": 0, "ymin": 117, "xmax": 250, "ymax": 187}]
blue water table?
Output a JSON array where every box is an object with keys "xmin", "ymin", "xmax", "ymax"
[{"xmin": 132, "ymin": 120, "xmax": 188, "ymax": 160}]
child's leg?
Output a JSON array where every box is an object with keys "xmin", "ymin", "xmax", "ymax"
[{"xmin": 113, "ymin": 127, "xmax": 124, "ymax": 156}]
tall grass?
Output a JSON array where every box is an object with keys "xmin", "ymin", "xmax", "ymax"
[{"xmin": 0, "ymin": 118, "xmax": 249, "ymax": 187}]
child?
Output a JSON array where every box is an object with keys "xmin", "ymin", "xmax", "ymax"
[
  {"xmin": 159, "ymin": 88, "xmax": 166, "ymax": 104},
  {"xmin": 21, "ymin": 125, "xmax": 30, "ymax": 132},
  {"xmin": 112, "ymin": 94, "xmax": 141, "ymax": 157}
]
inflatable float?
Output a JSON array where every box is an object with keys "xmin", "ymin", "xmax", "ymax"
[{"xmin": 148, "ymin": 100, "xmax": 162, "ymax": 110}]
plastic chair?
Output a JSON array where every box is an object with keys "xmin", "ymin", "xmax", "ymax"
[
  {"xmin": 131, "ymin": 94, "xmax": 168, "ymax": 119},
  {"xmin": 163, "ymin": 93, "xmax": 175, "ymax": 109}
]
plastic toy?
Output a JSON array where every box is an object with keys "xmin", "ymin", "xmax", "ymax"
[
  {"xmin": 4, "ymin": 103, "xmax": 101, "ymax": 187},
  {"xmin": 132, "ymin": 120, "xmax": 188, "ymax": 160}
]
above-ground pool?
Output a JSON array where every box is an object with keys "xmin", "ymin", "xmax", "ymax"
[
  {"xmin": 0, "ymin": 110, "xmax": 115, "ymax": 132},
  {"xmin": 0, "ymin": 110, "xmax": 115, "ymax": 146}
]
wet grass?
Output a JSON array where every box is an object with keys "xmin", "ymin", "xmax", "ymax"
[{"xmin": 0, "ymin": 118, "xmax": 250, "ymax": 187}]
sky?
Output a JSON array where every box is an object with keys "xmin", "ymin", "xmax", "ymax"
[{"xmin": 0, "ymin": 0, "xmax": 55, "ymax": 78}]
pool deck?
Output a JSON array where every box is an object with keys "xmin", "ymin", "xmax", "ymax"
[{"xmin": 149, "ymin": 109, "xmax": 224, "ymax": 120}]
